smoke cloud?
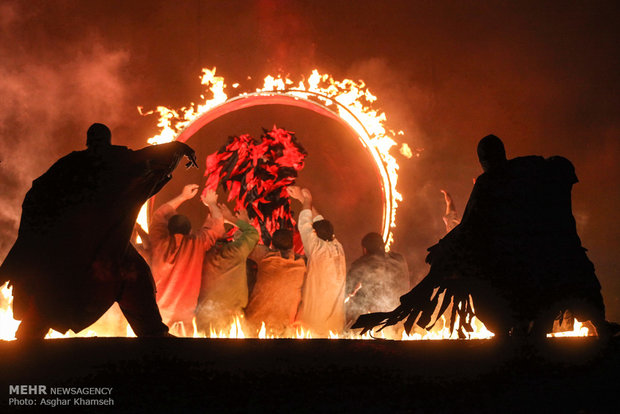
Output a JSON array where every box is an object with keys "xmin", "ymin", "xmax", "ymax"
[
  {"xmin": 0, "ymin": 0, "xmax": 617, "ymax": 321},
  {"xmin": 0, "ymin": 2, "xmax": 130, "ymax": 259}
]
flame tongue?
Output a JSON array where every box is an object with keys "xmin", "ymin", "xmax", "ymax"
[{"xmin": 0, "ymin": 279, "xmax": 592, "ymax": 340}]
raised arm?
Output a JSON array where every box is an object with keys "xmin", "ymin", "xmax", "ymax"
[
  {"xmin": 134, "ymin": 141, "xmax": 196, "ymax": 173},
  {"xmin": 201, "ymin": 189, "xmax": 223, "ymax": 224},
  {"xmin": 166, "ymin": 184, "xmax": 199, "ymax": 210},
  {"xmin": 149, "ymin": 184, "xmax": 198, "ymax": 241},
  {"xmin": 288, "ymin": 186, "xmax": 320, "ymax": 257},
  {"xmin": 196, "ymin": 189, "xmax": 225, "ymax": 246},
  {"xmin": 288, "ymin": 186, "xmax": 312, "ymax": 212},
  {"xmin": 221, "ymin": 207, "xmax": 260, "ymax": 256}
]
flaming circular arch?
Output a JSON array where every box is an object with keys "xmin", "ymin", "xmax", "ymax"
[
  {"xmin": 173, "ymin": 90, "xmax": 395, "ymax": 245},
  {"xmin": 143, "ymin": 69, "xmax": 408, "ymax": 248}
]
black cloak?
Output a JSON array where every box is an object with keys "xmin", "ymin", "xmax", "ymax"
[{"xmin": 0, "ymin": 141, "xmax": 194, "ymax": 333}]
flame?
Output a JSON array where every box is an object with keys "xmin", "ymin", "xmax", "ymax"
[
  {"xmin": 399, "ymin": 143, "xmax": 413, "ymax": 158},
  {"xmin": 141, "ymin": 68, "xmax": 407, "ymax": 249},
  {"xmin": 0, "ymin": 282, "xmax": 20, "ymax": 341},
  {"xmin": 135, "ymin": 202, "xmax": 149, "ymax": 244},
  {"xmin": 0, "ymin": 68, "xmax": 597, "ymax": 343},
  {"xmin": 0, "ymin": 279, "xmax": 594, "ymax": 341},
  {"xmin": 399, "ymin": 316, "xmax": 495, "ymax": 341},
  {"xmin": 547, "ymin": 318, "xmax": 590, "ymax": 338}
]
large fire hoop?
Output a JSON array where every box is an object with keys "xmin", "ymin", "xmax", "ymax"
[
  {"xmin": 142, "ymin": 69, "xmax": 409, "ymax": 248},
  {"xmin": 172, "ymin": 91, "xmax": 395, "ymax": 245}
]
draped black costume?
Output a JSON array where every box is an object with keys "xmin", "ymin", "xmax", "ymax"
[
  {"xmin": 0, "ymin": 140, "xmax": 195, "ymax": 336},
  {"xmin": 353, "ymin": 155, "xmax": 606, "ymax": 337}
]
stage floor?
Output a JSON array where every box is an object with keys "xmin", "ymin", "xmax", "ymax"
[{"xmin": 1, "ymin": 337, "xmax": 618, "ymax": 413}]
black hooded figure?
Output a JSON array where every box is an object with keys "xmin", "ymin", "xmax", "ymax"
[
  {"xmin": 0, "ymin": 123, "xmax": 197, "ymax": 339},
  {"xmin": 353, "ymin": 135, "xmax": 608, "ymax": 339}
]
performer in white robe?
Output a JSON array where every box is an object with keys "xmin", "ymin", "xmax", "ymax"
[{"xmin": 288, "ymin": 187, "xmax": 345, "ymax": 336}]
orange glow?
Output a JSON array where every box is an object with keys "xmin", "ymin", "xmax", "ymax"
[
  {"xmin": 0, "ymin": 279, "xmax": 595, "ymax": 341},
  {"xmin": 0, "ymin": 68, "xmax": 597, "ymax": 343},
  {"xmin": 547, "ymin": 318, "xmax": 591, "ymax": 338},
  {"xmin": 141, "ymin": 68, "xmax": 407, "ymax": 249}
]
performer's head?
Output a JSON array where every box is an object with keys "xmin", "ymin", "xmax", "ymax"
[
  {"xmin": 86, "ymin": 123, "xmax": 112, "ymax": 148},
  {"xmin": 271, "ymin": 229, "xmax": 294, "ymax": 251},
  {"xmin": 361, "ymin": 232, "xmax": 385, "ymax": 255},
  {"xmin": 168, "ymin": 214, "xmax": 192, "ymax": 236},
  {"xmin": 313, "ymin": 219, "xmax": 335, "ymax": 242},
  {"xmin": 477, "ymin": 134, "xmax": 507, "ymax": 172}
]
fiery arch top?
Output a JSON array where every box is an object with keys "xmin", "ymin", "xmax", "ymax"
[{"xmin": 143, "ymin": 69, "xmax": 410, "ymax": 247}]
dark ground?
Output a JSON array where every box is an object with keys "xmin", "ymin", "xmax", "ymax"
[{"xmin": 0, "ymin": 337, "xmax": 618, "ymax": 413}]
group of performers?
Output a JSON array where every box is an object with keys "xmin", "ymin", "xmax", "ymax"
[{"xmin": 0, "ymin": 124, "xmax": 613, "ymax": 340}]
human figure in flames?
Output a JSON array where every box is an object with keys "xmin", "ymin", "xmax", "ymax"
[
  {"xmin": 353, "ymin": 134, "xmax": 611, "ymax": 339},
  {"xmin": 0, "ymin": 123, "xmax": 196, "ymax": 339}
]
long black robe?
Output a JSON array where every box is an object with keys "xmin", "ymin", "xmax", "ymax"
[
  {"xmin": 353, "ymin": 156, "xmax": 605, "ymax": 337},
  {"xmin": 0, "ymin": 141, "xmax": 193, "ymax": 334}
]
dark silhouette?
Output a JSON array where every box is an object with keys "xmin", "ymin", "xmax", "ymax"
[
  {"xmin": 0, "ymin": 123, "xmax": 196, "ymax": 339},
  {"xmin": 353, "ymin": 135, "xmax": 609, "ymax": 339},
  {"xmin": 345, "ymin": 232, "xmax": 409, "ymax": 337}
]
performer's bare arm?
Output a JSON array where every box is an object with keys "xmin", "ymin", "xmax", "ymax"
[
  {"xmin": 201, "ymin": 189, "xmax": 223, "ymax": 223},
  {"xmin": 440, "ymin": 190, "xmax": 456, "ymax": 216},
  {"xmin": 287, "ymin": 186, "xmax": 313, "ymax": 213},
  {"xmin": 288, "ymin": 186, "xmax": 322, "ymax": 256},
  {"xmin": 166, "ymin": 184, "xmax": 199, "ymax": 210},
  {"xmin": 236, "ymin": 207, "xmax": 251, "ymax": 224},
  {"xmin": 301, "ymin": 188, "xmax": 317, "ymax": 217},
  {"xmin": 195, "ymin": 189, "xmax": 225, "ymax": 244},
  {"xmin": 219, "ymin": 203, "xmax": 237, "ymax": 225}
]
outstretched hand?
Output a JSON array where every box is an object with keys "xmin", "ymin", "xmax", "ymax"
[
  {"xmin": 301, "ymin": 188, "xmax": 312, "ymax": 204},
  {"xmin": 219, "ymin": 203, "xmax": 236, "ymax": 224},
  {"xmin": 236, "ymin": 208, "xmax": 250, "ymax": 223},
  {"xmin": 178, "ymin": 142, "xmax": 197, "ymax": 168},
  {"xmin": 181, "ymin": 184, "xmax": 199, "ymax": 200},
  {"xmin": 201, "ymin": 189, "xmax": 218, "ymax": 206},
  {"xmin": 287, "ymin": 186, "xmax": 304, "ymax": 201}
]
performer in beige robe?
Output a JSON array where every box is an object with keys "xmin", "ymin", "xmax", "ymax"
[{"xmin": 245, "ymin": 229, "xmax": 306, "ymax": 337}]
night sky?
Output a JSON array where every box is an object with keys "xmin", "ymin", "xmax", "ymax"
[{"xmin": 1, "ymin": 1, "xmax": 618, "ymax": 321}]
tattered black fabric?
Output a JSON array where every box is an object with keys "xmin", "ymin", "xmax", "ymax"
[
  {"xmin": 204, "ymin": 126, "xmax": 307, "ymax": 246},
  {"xmin": 353, "ymin": 155, "xmax": 606, "ymax": 337},
  {"xmin": 0, "ymin": 141, "xmax": 192, "ymax": 334}
]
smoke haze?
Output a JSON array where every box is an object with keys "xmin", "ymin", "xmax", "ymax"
[{"xmin": 0, "ymin": 0, "xmax": 618, "ymax": 320}]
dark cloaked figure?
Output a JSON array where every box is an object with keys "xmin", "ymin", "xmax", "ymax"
[
  {"xmin": 353, "ymin": 135, "xmax": 607, "ymax": 338},
  {"xmin": 0, "ymin": 123, "xmax": 197, "ymax": 339}
]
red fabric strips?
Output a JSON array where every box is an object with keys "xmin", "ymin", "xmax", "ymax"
[{"xmin": 203, "ymin": 126, "xmax": 307, "ymax": 246}]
